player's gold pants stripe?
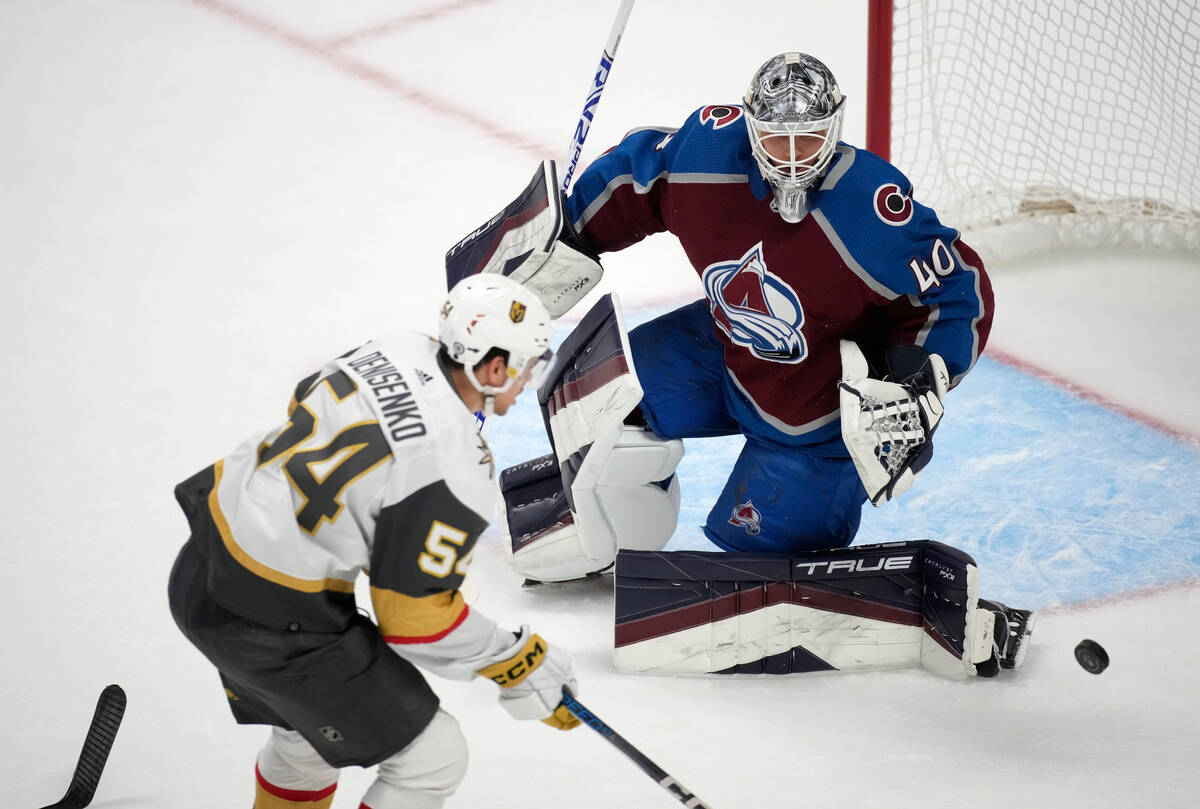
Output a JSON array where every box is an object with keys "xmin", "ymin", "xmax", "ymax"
[
  {"xmin": 208, "ymin": 461, "xmax": 355, "ymax": 595},
  {"xmin": 372, "ymin": 587, "xmax": 468, "ymax": 643}
]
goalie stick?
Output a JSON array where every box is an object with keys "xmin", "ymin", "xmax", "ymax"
[
  {"xmin": 560, "ymin": 0, "xmax": 636, "ymax": 194},
  {"xmin": 560, "ymin": 688, "xmax": 715, "ymax": 808},
  {"xmin": 39, "ymin": 684, "xmax": 126, "ymax": 809}
]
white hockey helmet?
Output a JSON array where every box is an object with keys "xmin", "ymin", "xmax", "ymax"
[
  {"xmin": 438, "ymin": 273, "xmax": 553, "ymax": 396},
  {"xmin": 743, "ymin": 52, "xmax": 845, "ymax": 222}
]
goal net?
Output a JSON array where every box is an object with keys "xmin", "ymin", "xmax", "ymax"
[{"xmin": 869, "ymin": 0, "xmax": 1200, "ymax": 261}]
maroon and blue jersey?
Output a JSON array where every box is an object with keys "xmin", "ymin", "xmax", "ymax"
[{"xmin": 566, "ymin": 104, "xmax": 993, "ymax": 449}]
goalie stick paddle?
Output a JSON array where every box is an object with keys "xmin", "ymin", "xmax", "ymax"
[
  {"xmin": 560, "ymin": 0, "xmax": 636, "ymax": 194},
  {"xmin": 39, "ymin": 684, "xmax": 126, "ymax": 809},
  {"xmin": 560, "ymin": 688, "xmax": 715, "ymax": 808}
]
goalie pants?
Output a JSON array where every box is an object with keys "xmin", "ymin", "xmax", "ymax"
[{"xmin": 628, "ymin": 300, "xmax": 868, "ymax": 553}]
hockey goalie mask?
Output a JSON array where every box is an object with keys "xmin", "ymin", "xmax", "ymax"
[
  {"xmin": 439, "ymin": 273, "xmax": 554, "ymax": 397},
  {"xmin": 744, "ymin": 52, "xmax": 845, "ymax": 223}
]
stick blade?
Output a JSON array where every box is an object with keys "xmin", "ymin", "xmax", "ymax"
[{"xmin": 39, "ymin": 684, "xmax": 127, "ymax": 809}]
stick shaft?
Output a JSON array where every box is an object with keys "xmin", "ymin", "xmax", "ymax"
[
  {"xmin": 560, "ymin": 0, "xmax": 636, "ymax": 194},
  {"xmin": 561, "ymin": 689, "xmax": 714, "ymax": 808}
]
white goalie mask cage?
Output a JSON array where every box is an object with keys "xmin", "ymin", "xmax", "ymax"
[
  {"xmin": 744, "ymin": 52, "xmax": 846, "ymax": 221},
  {"xmin": 438, "ymin": 273, "xmax": 554, "ymax": 396}
]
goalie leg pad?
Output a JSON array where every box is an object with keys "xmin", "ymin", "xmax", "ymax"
[
  {"xmin": 576, "ymin": 424, "xmax": 683, "ymax": 556},
  {"xmin": 506, "ymin": 293, "xmax": 684, "ymax": 583},
  {"xmin": 502, "ymin": 428, "xmax": 683, "ymax": 583},
  {"xmin": 613, "ymin": 540, "xmax": 1015, "ymax": 679},
  {"xmin": 502, "ymin": 454, "xmax": 595, "ymax": 583}
]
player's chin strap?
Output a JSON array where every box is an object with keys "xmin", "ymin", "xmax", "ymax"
[{"xmin": 477, "ymin": 394, "xmax": 495, "ymax": 437}]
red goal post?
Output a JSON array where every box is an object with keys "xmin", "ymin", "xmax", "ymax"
[{"xmin": 865, "ymin": 0, "xmax": 1200, "ymax": 262}]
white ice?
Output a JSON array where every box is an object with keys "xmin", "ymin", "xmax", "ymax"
[{"xmin": 2, "ymin": 1, "xmax": 1198, "ymax": 807}]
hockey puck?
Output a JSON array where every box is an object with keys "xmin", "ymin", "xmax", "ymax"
[{"xmin": 1074, "ymin": 639, "xmax": 1109, "ymax": 674}]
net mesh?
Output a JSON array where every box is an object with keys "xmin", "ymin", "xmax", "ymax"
[{"xmin": 889, "ymin": 0, "xmax": 1200, "ymax": 256}]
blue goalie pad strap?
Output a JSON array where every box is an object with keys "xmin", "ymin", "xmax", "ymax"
[
  {"xmin": 499, "ymin": 454, "xmax": 574, "ymax": 554},
  {"xmin": 445, "ymin": 161, "xmax": 559, "ymax": 289},
  {"xmin": 614, "ymin": 541, "xmax": 978, "ymax": 671}
]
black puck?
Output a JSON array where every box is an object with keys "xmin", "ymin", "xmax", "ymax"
[{"xmin": 1074, "ymin": 639, "xmax": 1109, "ymax": 674}]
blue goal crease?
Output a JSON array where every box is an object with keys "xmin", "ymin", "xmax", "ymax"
[{"xmin": 483, "ymin": 304, "xmax": 1200, "ymax": 608}]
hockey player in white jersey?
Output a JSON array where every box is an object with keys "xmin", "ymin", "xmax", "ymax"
[{"xmin": 168, "ymin": 275, "xmax": 576, "ymax": 809}]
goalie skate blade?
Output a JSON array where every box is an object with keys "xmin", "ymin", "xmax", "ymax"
[{"xmin": 40, "ymin": 684, "xmax": 127, "ymax": 809}]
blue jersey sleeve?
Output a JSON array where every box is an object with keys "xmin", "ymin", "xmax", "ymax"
[
  {"xmin": 565, "ymin": 126, "xmax": 679, "ymax": 252},
  {"xmin": 818, "ymin": 150, "xmax": 993, "ymax": 384},
  {"xmin": 565, "ymin": 107, "xmax": 758, "ymax": 254}
]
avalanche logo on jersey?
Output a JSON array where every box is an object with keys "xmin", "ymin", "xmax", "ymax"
[
  {"xmin": 703, "ymin": 242, "xmax": 807, "ymax": 364},
  {"xmin": 729, "ymin": 499, "xmax": 762, "ymax": 535},
  {"xmin": 699, "ymin": 105, "xmax": 743, "ymax": 129}
]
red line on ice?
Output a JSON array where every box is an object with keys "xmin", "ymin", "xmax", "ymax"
[
  {"xmin": 183, "ymin": 0, "xmax": 550, "ymax": 160},
  {"xmin": 324, "ymin": 0, "xmax": 499, "ymax": 49},
  {"xmin": 1046, "ymin": 575, "xmax": 1200, "ymax": 614},
  {"xmin": 987, "ymin": 347, "xmax": 1200, "ymax": 446}
]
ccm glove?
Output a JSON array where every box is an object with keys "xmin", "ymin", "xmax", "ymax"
[{"xmin": 477, "ymin": 625, "xmax": 581, "ymax": 730}]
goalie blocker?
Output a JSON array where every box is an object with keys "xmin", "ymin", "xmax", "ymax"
[
  {"xmin": 446, "ymin": 160, "xmax": 604, "ymax": 319},
  {"xmin": 613, "ymin": 540, "xmax": 1033, "ymax": 679}
]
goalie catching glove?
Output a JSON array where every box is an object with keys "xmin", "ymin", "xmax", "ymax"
[
  {"xmin": 477, "ymin": 625, "xmax": 581, "ymax": 730},
  {"xmin": 839, "ymin": 341, "xmax": 949, "ymax": 505}
]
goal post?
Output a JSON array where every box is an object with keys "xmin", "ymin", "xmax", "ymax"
[{"xmin": 866, "ymin": 0, "xmax": 1200, "ymax": 262}]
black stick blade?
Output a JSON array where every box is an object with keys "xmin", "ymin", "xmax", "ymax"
[{"xmin": 40, "ymin": 684, "xmax": 127, "ymax": 809}]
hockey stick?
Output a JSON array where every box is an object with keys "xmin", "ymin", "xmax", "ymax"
[
  {"xmin": 39, "ymin": 684, "xmax": 127, "ymax": 809},
  {"xmin": 560, "ymin": 688, "xmax": 715, "ymax": 808},
  {"xmin": 559, "ymin": 0, "xmax": 636, "ymax": 194}
]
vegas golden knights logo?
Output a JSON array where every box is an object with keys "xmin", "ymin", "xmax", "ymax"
[{"xmin": 509, "ymin": 301, "xmax": 527, "ymax": 323}]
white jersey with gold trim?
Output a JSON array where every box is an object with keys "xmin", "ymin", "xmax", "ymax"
[
  {"xmin": 214, "ymin": 332, "xmax": 493, "ymax": 587},
  {"xmin": 187, "ymin": 332, "xmax": 515, "ymax": 672}
]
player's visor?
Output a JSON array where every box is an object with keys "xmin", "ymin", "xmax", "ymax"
[{"xmin": 507, "ymin": 348, "xmax": 555, "ymax": 391}]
